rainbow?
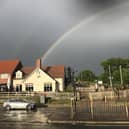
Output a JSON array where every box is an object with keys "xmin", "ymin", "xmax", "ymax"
[{"xmin": 42, "ymin": 2, "xmax": 127, "ymax": 64}]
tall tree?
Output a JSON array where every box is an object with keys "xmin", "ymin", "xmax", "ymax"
[
  {"xmin": 77, "ymin": 70, "xmax": 96, "ymax": 82},
  {"xmin": 65, "ymin": 66, "xmax": 74, "ymax": 86},
  {"xmin": 100, "ymin": 57, "xmax": 129, "ymax": 86},
  {"xmin": 112, "ymin": 68, "xmax": 129, "ymax": 85}
]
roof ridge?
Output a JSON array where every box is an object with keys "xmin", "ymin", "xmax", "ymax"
[{"xmin": 0, "ymin": 59, "xmax": 20, "ymax": 62}]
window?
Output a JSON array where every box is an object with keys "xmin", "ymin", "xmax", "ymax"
[
  {"xmin": 0, "ymin": 85, "xmax": 7, "ymax": 92},
  {"xmin": 44, "ymin": 83, "xmax": 52, "ymax": 92},
  {"xmin": 26, "ymin": 83, "xmax": 33, "ymax": 92},
  {"xmin": 16, "ymin": 71, "xmax": 23, "ymax": 79},
  {"xmin": 0, "ymin": 74, "xmax": 9, "ymax": 79}
]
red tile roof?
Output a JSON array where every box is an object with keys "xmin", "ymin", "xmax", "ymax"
[
  {"xmin": 22, "ymin": 65, "xmax": 65, "ymax": 78},
  {"xmin": 43, "ymin": 65, "xmax": 65, "ymax": 78},
  {"xmin": 0, "ymin": 59, "xmax": 20, "ymax": 74},
  {"xmin": 0, "ymin": 59, "xmax": 65, "ymax": 78},
  {"xmin": 22, "ymin": 66, "xmax": 35, "ymax": 75}
]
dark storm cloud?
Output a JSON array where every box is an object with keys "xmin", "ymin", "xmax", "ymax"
[
  {"xmin": 87, "ymin": 0, "xmax": 117, "ymax": 5},
  {"xmin": 44, "ymin": 0, "xmax": 129, "ymax": 74},
  {"xmin": 0, "ymin": 0, "xmax": 129, "ymax": 73},
  {"xmin": 74, "ymin": 0, "xmax": 122, "ymax": 10},
  {"xmin": 1, "ymin": 0, "xmax": 112, "ymax": 66}
]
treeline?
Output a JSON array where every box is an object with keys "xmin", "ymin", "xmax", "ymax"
[
  {"xmin": 65, "ymin": 57, "xmax": 129, "ymax": 88},
  {"xmin": 99, "ymin": 57, "xmax": 129, "ymax": 88}
]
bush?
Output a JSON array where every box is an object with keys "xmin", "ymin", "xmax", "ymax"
[
  {"xmin": 47, "ymin": 98, "xmax": 70, "ymax": 104},
  {"xmin": 65, "ymin": 84, "xmax": 74, "ymax": 92}
]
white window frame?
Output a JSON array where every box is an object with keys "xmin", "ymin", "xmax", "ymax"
[{"xmin": 44, "ymin": 83, "xmax": 52, "ymax": 92}]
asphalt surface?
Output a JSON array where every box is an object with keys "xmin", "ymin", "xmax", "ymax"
[
  {"xmin": 1, "ymin": 104, "xmax": 129, "ymax": 129},
  {"xmin": 0, "ymin": 100, "xmax": 129, "ymax": 122}
]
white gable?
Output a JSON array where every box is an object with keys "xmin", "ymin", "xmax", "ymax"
[{"xmin": 24, "ymin": 68, "xmax": 56, "ymax": 82}]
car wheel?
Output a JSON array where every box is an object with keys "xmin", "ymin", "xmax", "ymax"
[
  {"xmin": 26, "ymin": 105, "xmax": 32, "ymax": 110},
  {"xmin": 33, "ymin": 105, "xmax": 37, "ymax": 110},
  {"xmin": 5, "ymin": 105, "xmax": 11, "ymax": 111}
]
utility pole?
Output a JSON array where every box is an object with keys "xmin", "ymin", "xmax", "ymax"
[
  {"xmin": 109, "ymin": 65, "xmax": 113, "ymax": 100},
  {"xmin": 71, "ymin": 68, "xmax": 77, "ymax": 112},
  {"xmin": 109, "ymin": 65, "xmax": 113, "ymax": 88},
  {"xmin": 119, "ymin": 65, "xmax": 123, "ymax": 85}
]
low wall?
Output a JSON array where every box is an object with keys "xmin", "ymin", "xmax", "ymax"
[
  {"xmin": 45, "ymin": 92, "xmax": 80, "ymax": 100},
  {"xmin": 0, "ymin": 92, "xmax": 80, "ymax": 104},
  {"xmin": 89, "ymin": 90, "xmax": 129, "ymax": 101}
]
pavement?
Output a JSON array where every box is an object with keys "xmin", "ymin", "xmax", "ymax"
[
  {"xmin": 1, "ymin": 100, "xmax": 129, "ymax": 125},
  {"xmin": 39, "ymin": 100, "xmax": 129, "ymax": 123}
]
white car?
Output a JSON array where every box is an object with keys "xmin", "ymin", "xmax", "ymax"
[{"xmin": 3, "ymin": 99, "xmax": 36, "ymax": 110}]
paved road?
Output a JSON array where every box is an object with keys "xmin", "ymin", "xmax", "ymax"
[
  {"xmin": 0, "ymin": 105, "xmax": 129, "ymax": 129},
  {"xmin": 1, "ymin": 101, "xmax": 127, "ymax": 122},
  {"xmin": 0, "ymin": 100, "xmax": 129, "ymax": 123},
  {"xmin": 0, "ymin": 108, "xmax": 48, "ymax": 123}
]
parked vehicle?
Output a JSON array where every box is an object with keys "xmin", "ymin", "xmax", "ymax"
[{"xmin": 3, "ymin": 99, "xmax": 36, "ymax": 110}]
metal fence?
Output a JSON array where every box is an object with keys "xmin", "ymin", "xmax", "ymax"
[
  {"xmin": 72, "ymin": 100, "xmax": 129, "ymax": 121},
  {"xmin": 89, "ymin": 90, "xmax": 129, "ymax": 101},
  {"xmin": 90, "ymin": 101, "xmax": 129, "ymax": 121}
]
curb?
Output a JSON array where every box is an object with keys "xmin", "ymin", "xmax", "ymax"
[{"xmin": 47, "ymin": 120, "xmax": 129, "ymax": 125}]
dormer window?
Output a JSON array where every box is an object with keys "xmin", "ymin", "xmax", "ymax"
[{"xmin": 16, "ymin": 70, "xmax": 23, "ymax": 79}]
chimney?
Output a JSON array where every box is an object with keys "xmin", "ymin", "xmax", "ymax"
[{"xmin": 36, "ymin": 58, "xmax": 42, "ymax": 68}]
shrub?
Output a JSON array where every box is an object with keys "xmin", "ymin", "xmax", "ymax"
[{"xmin": 65, "ymin": 84, "xmax": 74, "ymax": 92}]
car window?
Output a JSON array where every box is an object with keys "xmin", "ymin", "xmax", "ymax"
[
  {"xmin": 17, "ymin": 99, "xmax": 28, "ymax": 103},
  {"xmin": 8, "ymin": 99, "xmax": 16, "ymax": 102}
]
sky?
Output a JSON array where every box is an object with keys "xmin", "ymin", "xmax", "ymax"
[{"xmin": 0, "ymin": 0, "xmax": 129, "ymax": 74}]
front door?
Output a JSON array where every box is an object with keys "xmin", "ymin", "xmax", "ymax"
[{"xmin": 16, "ymin": 85, "xmax": 22, "ymax": 92}]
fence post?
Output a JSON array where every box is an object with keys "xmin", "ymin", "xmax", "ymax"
[
  {"xmin": 89, "ymin": 94, "xmax": 93, "ymax": 120},
  {"xmin": 40, "ymin": 95, "xmax": 46, "ymax": 104},
  {"xmin": 125, "ymin": 104, "xmax": 128, "ymax": 119},
  {"xmin": 70, "ymin": 98, "xmax": 74, "ymax": 119},
  {"xmin": 105, "ymin": 96, "xmax": 107, "ymax": 103}
]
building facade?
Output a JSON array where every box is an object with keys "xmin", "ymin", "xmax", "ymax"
[
  {"xmin": 0, "ymin": 59, "xmax": 65, "ymax": 92},
  {"xmin": 0, "ymin": 59, "xmax": 22, "ymax": 91}
]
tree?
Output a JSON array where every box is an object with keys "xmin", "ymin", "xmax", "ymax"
[
  {"xmin": 112, "ymin": 68, "xmax": 129, "ymax": 85},
  {"xmin": 77, "ymin": 70, "xmax": 96, "ymax": 82},
  {"xmin": 65, "ymin": 66, "xmax": 72, "ymax": 86},
  {"xmin": 100, "ymin": 57, "xmax": 129, "ymax": 87},
  {"xmin": 101, "ymin": 58, "xmax": 129, "ymax": 73},
  {"xmin": 99, "ymin": 73, "xmax": 109, "ymax": 84}
]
